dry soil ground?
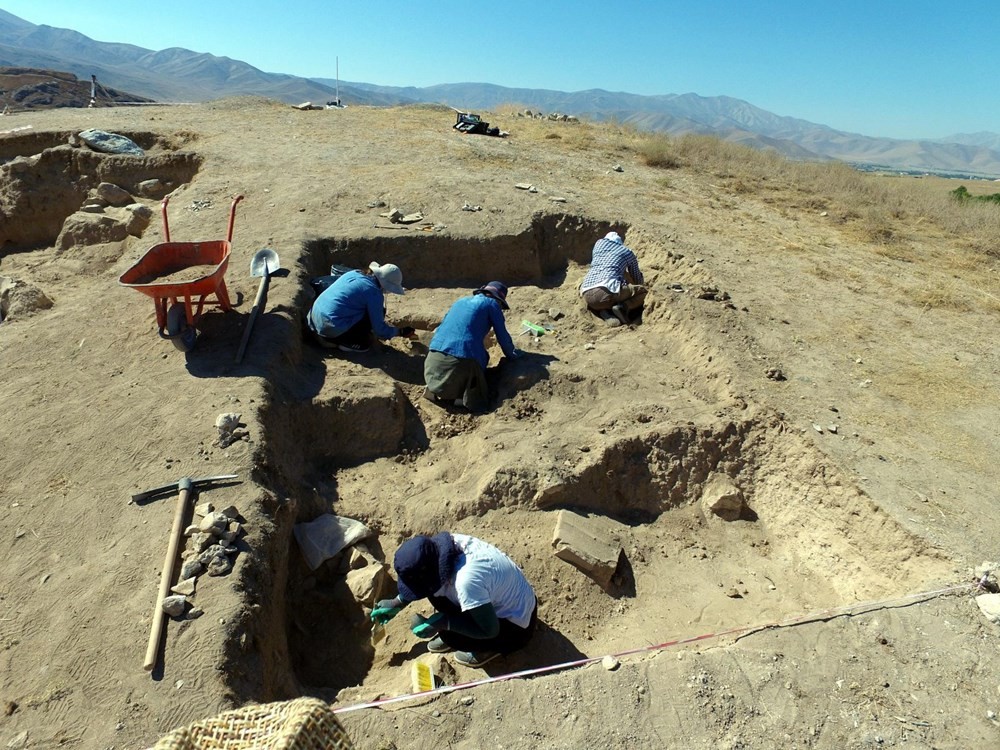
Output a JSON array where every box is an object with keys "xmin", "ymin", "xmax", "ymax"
[{"xmin": 1, "ymin": 99, "xmax": 999, "ymax": 749}]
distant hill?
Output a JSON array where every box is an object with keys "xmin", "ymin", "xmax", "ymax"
[
  {"xmin": 0, "ymin": 8, "xmax": 387, "ymax": 107},
  {"xmin": 2, "ymin": 8, "xmax": 999, "ymax": 177},
  {"xmin": 0, "ymin": 67, "xmax": 153, "ymax": 109},
  {"xmin": 335, "ymin": 81, "xmax": 1000, "ymax": 178},
  {"xmin": 936, "ymin": 132, "xmax": 1000, "ymax": 152}
]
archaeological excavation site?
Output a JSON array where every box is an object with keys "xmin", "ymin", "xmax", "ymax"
[{"xmin": 3, "ymin": 103, "xmax": 995, "ymax": 750}]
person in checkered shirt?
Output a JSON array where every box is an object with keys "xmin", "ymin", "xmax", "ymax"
[{"xmin": 579, "ymin": 231, "xmax": 648, "ymax": 326}]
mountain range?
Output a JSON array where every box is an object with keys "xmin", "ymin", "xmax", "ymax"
[{"xmin": 2, "ymin": 8, "xmax": 999, "ymax": 178}]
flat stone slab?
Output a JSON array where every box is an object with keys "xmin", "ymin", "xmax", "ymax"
[{"xmin": 551, "ymin": 510, "xmax": 624, "ymax": 586}]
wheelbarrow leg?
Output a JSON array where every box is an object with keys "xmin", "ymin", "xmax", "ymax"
[
  {"xmin": 216, "ymin": 279, "xmax": 233, "ymax": 312},
  {"xmin": 154, "ymin": 297, "xmax": 169, "ymax": 331}
]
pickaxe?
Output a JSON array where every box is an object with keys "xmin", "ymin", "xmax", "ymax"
[{"xmin": 137, "ymin": 474, "xmax": 239, "ymax": 673}]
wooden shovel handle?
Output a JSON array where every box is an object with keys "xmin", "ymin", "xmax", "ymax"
[
  {"xmin": 143, "ymin": 478, "xmax": 192, "ymax": 672},
  {"xmin": 234, "ymin": 271, "xmax": 270, "ymax": 364}
]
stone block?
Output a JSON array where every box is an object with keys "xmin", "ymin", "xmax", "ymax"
[
  {"xmin": 551, "ymin": 510, "xmax": 624, "ymax": 586},
  {"xmin": 976, "ymin": 593, "xmax": 1000, "ymax": 624},
  {"xmin": 346, "ymin": 562, "xmax": 387, "ymax": 606},
  {"xmin": 701, "ymin": 472, "xmax": 746, "ymax": 521}
]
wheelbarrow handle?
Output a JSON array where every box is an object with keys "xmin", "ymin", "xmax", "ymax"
[
  {"xmin": 227, "ymin": 195, "xmax": 245, "ymax": 244},
  {"xmin": 161, "ymin": 195, "xmax": 171, "ymax": 242}
]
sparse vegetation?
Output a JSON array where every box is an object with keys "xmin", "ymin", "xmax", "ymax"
[
  {"xmin": 625, "ymin": 129, "xmax": 1000, "ymax": 263},
  {"xmin": 950, "ymin": 185, "xmax": 1000, "ymax": 204},
  {"xmin": 636, "ymin": 134, "xmax": 682, "ymax": 169}
]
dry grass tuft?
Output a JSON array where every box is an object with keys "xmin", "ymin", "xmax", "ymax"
[
  {"xmin": 635, "ymin": 133, "xmax": 682, "ymax": 169},
  {"xmin": 617, "ymin": 127, "xmax": 1000, "ymax": 315}
]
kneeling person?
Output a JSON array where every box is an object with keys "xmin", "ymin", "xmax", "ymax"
[
  {"xmin": 371, "ymin": 532, "xmax": 538, "ymax": 668},
  {"xmin": 423, "ymin": 281, "xmax": 518, "ymax": 412},
  {"xmin": 307, "ymin": 261, "xmax": 415, "ymax": 352},
  {"xmin": 579, "ymin": 231, "xmax": 648, "ymax": 326}
]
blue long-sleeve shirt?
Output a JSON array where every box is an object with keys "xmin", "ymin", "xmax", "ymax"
[
  {"xmin": 429, "ymin": 294, "xmax": 515, "ymax": 370},
  {"xmin": 309, "ymin": 270, "xmax": 399, "ymax": 340}
]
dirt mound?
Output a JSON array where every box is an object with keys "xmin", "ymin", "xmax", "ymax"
[
  {"xmin": 0, "ymin": 67, "xmax": 153, "ymax": 111},
  {"xmin": 0, "ymin": 100, "xmax": 997, "ymax": 750}
]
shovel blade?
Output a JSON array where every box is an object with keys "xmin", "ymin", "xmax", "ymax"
[{"xmin": 250, "ymin": 248, "xmax": 280, "ymax": 277}]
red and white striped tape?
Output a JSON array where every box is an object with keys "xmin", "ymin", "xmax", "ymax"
[{"xmin": 332, "ymin": 582, "xmax": 975, "ymax": 714}]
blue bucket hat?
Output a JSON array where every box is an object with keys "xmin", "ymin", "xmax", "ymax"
[
  {"xmin": 393, "ymin": 532, "xmax": 461, "ymax": 602},
  {"xmin": 474, "ymin": 280, "xmax": 509, "ymax": 310}
]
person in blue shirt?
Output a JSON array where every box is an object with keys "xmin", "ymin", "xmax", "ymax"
[
  {"xmin": 579, "ymin": 231, "xmax": 647, "ymax": 327},
  {"xmin": 371, "ymin": 532, "xmax": 538, "ymax": 669},
  {"xmin": 307, "ymin": 261, "xmax": 416, "ymax": 352},
  {"xmin": 423, "ymin": 281, "xmax": 518, "ymax": 412}
]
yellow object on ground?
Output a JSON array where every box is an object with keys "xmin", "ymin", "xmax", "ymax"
[{"xmin": 411, "ymin": 661, "xmax": 436, "ymax": 692}]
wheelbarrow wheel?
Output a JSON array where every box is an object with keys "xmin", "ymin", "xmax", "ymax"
[{"xmin": 165, "ymin": 303, "xmax": 197, "ymax": 352}]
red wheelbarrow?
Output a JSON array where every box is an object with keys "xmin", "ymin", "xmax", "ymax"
[{"xmin": 119, "ymin": 195, "xmax": 244, "ymax": 351}]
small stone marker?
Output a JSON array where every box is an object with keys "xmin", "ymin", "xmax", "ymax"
[
  {"xmin": 180, "ymin": 559, "xmax": 204, "ymax": 580},
  {"xmin": 551, "ymin": 510, "xmax": 624, "ymax": 586},
  {"xmin": 171, "ymin": 578, "xmax": 196, "ymax": 596}
]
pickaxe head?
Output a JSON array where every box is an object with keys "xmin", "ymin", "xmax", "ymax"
[{"xmin": 131, "ymin": 474, "xmax": 239, "ymax": 504}]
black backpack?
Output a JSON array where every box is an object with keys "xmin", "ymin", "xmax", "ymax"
[{"xmin": 309, "ymin": 264, "xmax": 353, "ymax": 299}]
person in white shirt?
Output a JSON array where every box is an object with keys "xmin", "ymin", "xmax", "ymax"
[{"xmin": 371, "ymin": 532, "xmax": 538, "ymax": 668}]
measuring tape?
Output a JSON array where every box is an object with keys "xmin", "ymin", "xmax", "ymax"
[{"xmin": 333, "ymin": 582, "xmax": 975, "ymax": 714}]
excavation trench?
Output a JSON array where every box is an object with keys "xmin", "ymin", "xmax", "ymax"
[
  {"xmin": 0, "ymin": 129, "xmax": 201, "ymax": 250},
  {"xmin": 242, "ymin": 223, "xmax": 951, "ymax": 702}
]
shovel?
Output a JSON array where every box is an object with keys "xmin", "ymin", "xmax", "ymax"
[{"xmin": 235, "ymin": 248, "xmax": 280, "ymax": 364}]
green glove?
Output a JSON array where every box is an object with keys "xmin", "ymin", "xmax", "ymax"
[
  {"xmin": 410, "ymin": 611, "xmax": 445, "ymax": 639},
  {"xmin": 371, "ymin": 605, "xmax": 403, "ymax": 625}
]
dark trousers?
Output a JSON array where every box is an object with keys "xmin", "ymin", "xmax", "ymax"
[
  {"xmin": 429, "ymin": 595, "xmax": 538, "ymax": 654},
  {"xmin": 424, "ymin": 351, "xmax": 489, "ymax": 412},
  {"xmin": 312, "ymin": 311, "xmax": 373, "ymax": 348}
]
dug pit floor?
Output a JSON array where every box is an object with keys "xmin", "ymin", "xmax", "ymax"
[
  {"xmin": 266, "ymin": 256, "xmax": 955, "ymax": 704},
  {"xmin": 1, "ymin": 101, "xmax": 998, "ymax": 750}
]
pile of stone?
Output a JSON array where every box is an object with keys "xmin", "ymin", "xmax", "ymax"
[
  {"xmin": 57, "ymin": 180, "xmax": 153, "ymax": 252},
  {"xmin": 160, "ymin": 502, "xmax": 243, "ymax": 619},
  {"xmin": 215, "ymin": 412, "xmax": 246, "ymax": 448},
  {"xmin": 517, "ymin": 110, "xmax": 579, "ymax": 122}
]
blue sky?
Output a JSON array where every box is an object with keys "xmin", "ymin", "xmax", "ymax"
[{"xmin": 3, "ymin": 1, "xmax": 996, "ymax": 140}]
